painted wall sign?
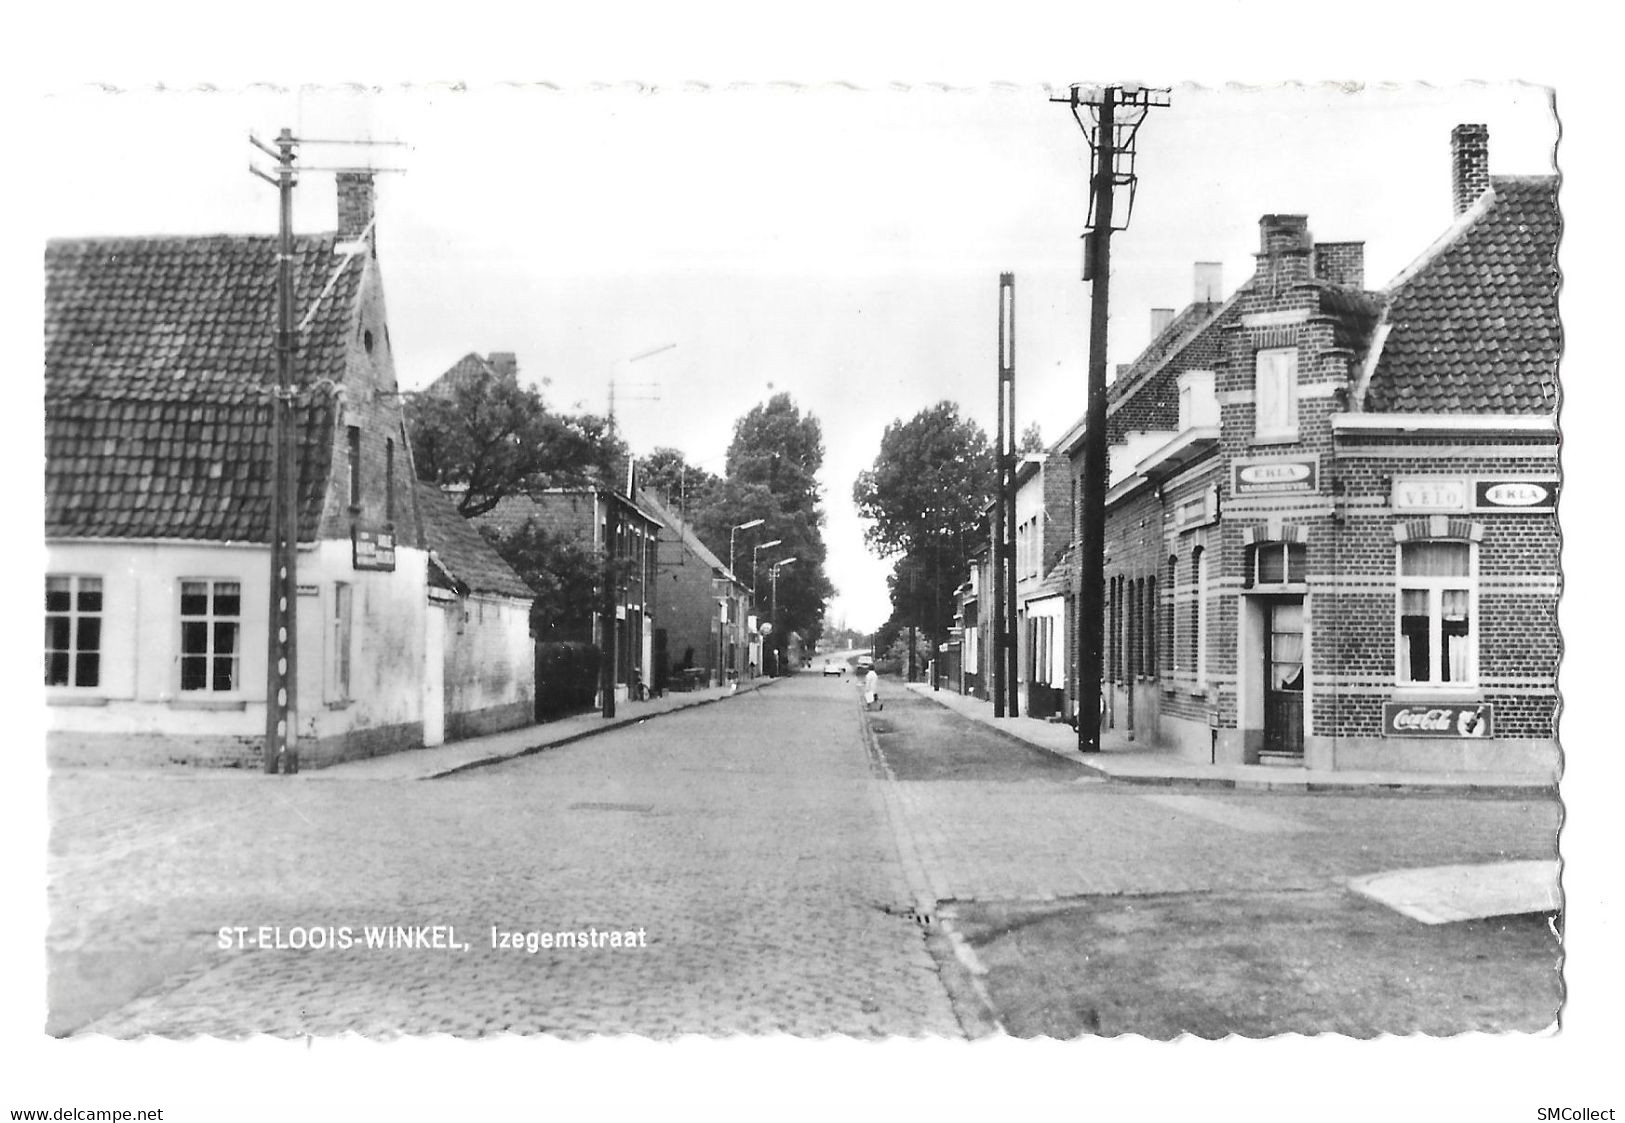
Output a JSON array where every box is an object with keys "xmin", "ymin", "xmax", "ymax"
[
  {"xmin": 1232, "ymin": 457, "xmax": 1318, "ymax": 495},
  {"xmin": 352, "ymin": 526, "xmax": 396, "ymax": 572},
  {"xmin": 1382, "ymin": 701, "xmax": 1493, "ymax": 738},
  {"xmin": 1392, "ymin": 477, "xmax": 1468, "ymax": 513},
  {"xmin": 1474, "ymin": 479, "xmax": 1558, "ymax": 512},
  {"xmin": 1174, "ymin": 484, "xmax": 1221, "ymax": 531}
]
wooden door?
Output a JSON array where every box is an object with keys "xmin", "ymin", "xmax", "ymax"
[{"xmin": 1263, "ymin": 599, "xmax": 1305, "ymax": 758}]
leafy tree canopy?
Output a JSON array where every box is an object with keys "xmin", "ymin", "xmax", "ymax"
[
  {"xmin": 637, "ymin": 447, "xmax": 721, "ymax": 517},
  {"xmin": 407, "ymin": 364, "xmax": 627, "ymax": 517},
  {"xmin": 853, "ymin": 401, "xmax": 995, "ymax": 643},
  {"xmin": 726, "ymin": 393, "xmax": 825, "ymax": 516},
  {"xmin": 853, "ymin": 400, "xmax": 994, "ymax": 560}
]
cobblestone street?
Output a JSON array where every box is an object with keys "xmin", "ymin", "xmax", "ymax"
[
  {"xmin": 49, "ymin": 675, "xmax": 1561, "ymax": 1039},
  {"xmin": 50, "ymin": 679, "xmax": 959, "ymax": 1038},
  {"xmin": 867, "ymin": 688, "xmax": 1563, "ymax": 1036}
]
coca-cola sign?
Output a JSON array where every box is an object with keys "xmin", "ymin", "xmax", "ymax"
[{"xmin": 1382, "ymin": 702, "xmax": 1493, "ymax": 738}]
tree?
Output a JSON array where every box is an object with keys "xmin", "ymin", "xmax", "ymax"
[
  {"xmin": 407, "ymin": 364, "xmax": 627, "ymax": 517},
  {"xmin": 853, "ymin": 401, "xmax": 995, "ymax": 647},
  {"xmin": 477, "ymin": 520, "xmax": 602, "ymax": 640},
  {"xmin": 699, "ymin": 395, "xmax": 836, "ymax": 651},
  {"xmin": 1019, "ymin": 421, "xmax": 1046, "ymax": 453},
  {"xmin": 726, "ymin": 393, "xmax": 824, "ymax": 516},
  {"xmin": 637, "ymin": 447, "xmax": 720, "ymax": 519}
]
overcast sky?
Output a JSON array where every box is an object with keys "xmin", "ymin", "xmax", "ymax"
[{"xmin": 36, "ymin": 82, "xmax": 1556, "ymax": 631}]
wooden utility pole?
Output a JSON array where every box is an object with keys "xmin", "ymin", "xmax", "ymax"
[
  {"xmin": 1053, "ymin": 84, "xmax": 1169, "ymax": 752},
  {"xmin": 1078, "ymin": 91, "xmax": 1115, "ymax": 753}
]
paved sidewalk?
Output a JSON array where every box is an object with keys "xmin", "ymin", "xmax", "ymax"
[
  {"xmin": 301, "ymin": 676, "xmax": 781, "ymax": 781},
  {"xmin": 900, "ymin": 681, "xmax": 1557, "ymax": 795}
]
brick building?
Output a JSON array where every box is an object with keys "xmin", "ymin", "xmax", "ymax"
[
  {"xmin": 475, "ymin": 487, "xmax": 660, "ymax": 703},
  {"xmin": 638, "ymin": 490, "xmax": 751, "ymax": 689},
  {"xmin": 45, "ymin": 175, "xmax": 441, "ymax": 768},
  {"xmin": 1072, "ymin": 124, "xmax": 1558, "ymax": 776}
]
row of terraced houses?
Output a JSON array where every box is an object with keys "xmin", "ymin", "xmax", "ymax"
[
  {"xmin": 949, "ymin": 124, "xmax": 1560, "ymax": 778},
  {"xmin": 44, "ymin": 174, "xmax": 755, "ymax": 769}
]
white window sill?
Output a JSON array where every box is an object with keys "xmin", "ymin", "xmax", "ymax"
[
  {"xmin": 1388, "ymin": 686, "xmax": 1481, "ymax": 701},
  {"xmin": 46, "ymin": 694, "xmax": 109, "ymax": 707},
  {"xmin": 1250, "ymin": 432, "xmax": 1300, "ymax": 446},
  {"xmin": 169, "ymin": 697, "xmax": 248, "ymax": 712}
]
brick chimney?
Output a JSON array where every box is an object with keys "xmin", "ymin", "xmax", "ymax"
[
  {"xmin": 1257, "ymin": 214, "xmax": 1313, "ymax": 289},
  {"xmin": 1451, "ymin": 124, "xmax": 1490, "ymax": 216},
  {"xmin": 1314, "ymin": 241, "xmax": 1365, "ymax": 289},
  {"xmin": 336, "ymin": 171, "xmax": 376, "ymax": 242},
  {"xmin": 487, "ymin": 352, "xmax": 519, "ymax": 381},
  {"xmin": 1150, "ymin": 308, "xmax": 1175, "ymax": 339},
  {"xmin": 1194, "ymin": 262, "xmax": 1223, "ymax": 304}
]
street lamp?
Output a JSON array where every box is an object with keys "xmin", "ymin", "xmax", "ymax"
[
  {"xmin": 769, "ymin": 557, "xmax": 797, "ymax": 676},
  {"xmin": 751, "ymin": 539, "xmax": 783, "ymax": 597},
  {"xmin": 728, "ymin": 518, "xmax": 764, "ymax": 588}
]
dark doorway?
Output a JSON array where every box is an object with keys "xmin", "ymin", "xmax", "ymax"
[{"xmin": 1263, "ymin": 598, "xmax": 1305, "ymax": 759}]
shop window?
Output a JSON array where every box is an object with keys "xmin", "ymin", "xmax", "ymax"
[
  {"xmin": 1255, "ymin": 347, "xmax": 1298, "ymax": 439},
  {"xmin": 180, "ymin": 579, "xmax": 241, "ymax": 692},
  {"xmin": 45, "ymin": 575, "xmax": 102, "ymax": 688},
  {"xmin": 1252, "ymin": 542, "xmax": 1307, "ymax": 586},
  {"xmin": 1397, "ymin": 541, "xmax": 1474, "ymax": 685}
]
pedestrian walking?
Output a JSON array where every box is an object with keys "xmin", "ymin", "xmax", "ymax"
[{"xmin": 864, "ymin": 667, "xmax": 881, "ymax": 711}]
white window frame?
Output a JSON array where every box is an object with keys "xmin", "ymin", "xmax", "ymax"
[
  {"xmin": 329, "ymin": 582, "xmax": 353, "ymax": 702},
  {"xmin": 1255, "ymin": 347, "xmax": 1299, "ymax": 440},
  {"xmin": 179, "ymin": 578, "xmax": 243, "ymax": 693},
  {"xmin": 1394, "ymin": 541, "xmax": 1478, "ymax": 688},
  {"xmin": 46, "ymin": 574, "xmax": 103, "ymax": 689}
]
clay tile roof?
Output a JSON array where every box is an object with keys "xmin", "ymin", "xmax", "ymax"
[
  {"xmin": 416, "ymin": 482, "xmax": 534, "ymax": 599},
  {"xmin": 1363, "ymin": 176, "xmax": 1560, "ymax": 415},
  {"xmin": 44, "ymin": 233, "xmax": 362, "ymax": 542}
]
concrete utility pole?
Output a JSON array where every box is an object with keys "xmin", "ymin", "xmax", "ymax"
[
  {"xmin": 993, "ymin": 273, "xmax": 1019, "ymax": 718},
  {"xmin": 249, "ymin": 129, "xmax": 404, "ymax": 775},
  {"xmin": 249, "ymin": 129, "xmax": 302, "ymax": 774},
  {"xmin": 1053, "ymin": 84, "xmax": 1169, "ymax": 753}
]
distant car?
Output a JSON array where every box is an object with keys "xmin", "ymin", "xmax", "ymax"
[
  {"xmin": 821, "ymin": 659, "xmax": 843, "ymax": 677},
  {"xmin": 856, "ymin": 655, "xmax": 874, "ymax": 672}
]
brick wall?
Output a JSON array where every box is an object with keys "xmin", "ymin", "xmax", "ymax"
[
  {"xmin": 658, "ymin": 537, "xmax": 726, "ymax": 684},
  {"xmin": 318, "ymin": 250, "xmax": 422, "ymax": 550},
  {"xmin": 1076, "ymin": 207, "xmax": 1559, "ymax": 772}
]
